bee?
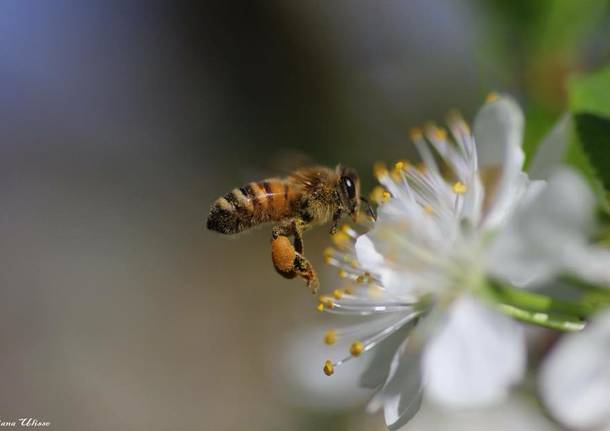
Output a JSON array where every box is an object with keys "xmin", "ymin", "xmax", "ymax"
[{"xmin": 206, "ymin": 165, "xmax": 371, "ymax": 293}]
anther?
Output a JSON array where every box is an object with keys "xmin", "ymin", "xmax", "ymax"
[
  {"xmin": 382, "ymin": 191, "xmax": 391, "ymax": 202},
  {"xmin": 323, "ymin": 360, "xmax": 334, "ymax": 376},
  {"xmin": 453, "ymin": 181, "xmax": 467, "ymax": 194},
  {"xmin": 423, "ymin": 204, "xmax": 434, "ymax": 214},
  {"xmin": 409, "ymin": 127, "xmax": 423, "ymax": 141},
  {"xmin": 374, "ymin": 162, "xmax": 388, "ymax": 179},
  {"xmin": 316, "ymin": 303, "xmax": 325, "ymax": 312},
  {"xmin": 319, "ymin": 295, "xmax": 335, "ymax": 309},
  {"xmin": 324, "ymin": 330, "xmax": 337, "ymax": 345},
  {"xmin": 350, "ymin": 341, "xmax": 364, "ymax": 356},
  {"xmin": 338, "ymin": 269, "xmax": 348, "ymax": 279},
  {"xmin": 333, "ymin": 289, "xmax": 344, "ymax": 299},
  {"xmin": 485, "ymin": 91, "xmax": 499, "ymax": 103}
]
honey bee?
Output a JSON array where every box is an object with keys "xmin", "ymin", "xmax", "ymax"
[{"xmin": 206, "ymin": 165, "xmax": 371, "ymax": 293}]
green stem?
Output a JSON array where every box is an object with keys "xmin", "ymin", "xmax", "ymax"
[
  {"xmin": 497, "ymin": 304, "xmax": 585, "ymax": 332},
  {"xmin": 486, "ymin": 281, "xmax": 596, "ymax": 318}
]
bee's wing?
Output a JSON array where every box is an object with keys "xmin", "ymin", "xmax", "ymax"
[{"xmin": 239, "ymin": 150, "xmax": 318, "ymax": 183}]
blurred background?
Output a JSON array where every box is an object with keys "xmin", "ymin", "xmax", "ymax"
[{"xmin": 1, "ymin": 1, "xmax": 609, "ymax": 430}]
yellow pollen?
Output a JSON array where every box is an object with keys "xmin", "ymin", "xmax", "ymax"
[
  {"xmin": 485, "ymin": 91, "xmax": 499, "ymax": 103},
  {"xmin": 453, "ymin": 181, "xmax": 467, "ymax": 194},
  {"xmin": 323, "ymin": 247, "xmax": 334, "ymax": 257},
  {"xmin": 382, "ymin": 191, "xmax": 391, "ymax": 202},
  {"xmin": 409, "ymin": 127, "xmax": 423, "ymax": 141},
  {"xmin": 338, "ymin": 269, "xmax": 348, "ymax": 279},
  {"xmin": 394, "ymin": 160, "xmax": 406, "ymax": 171},
  {"xmin": 340, "ymin": 224, "xmax": 351, "ymax": 234},
  {"xmin": 324, "ymin": 330, "xmax": 337, "ymax": 345},
  {"xmin": 323, "ymin": 360, "xmax": 334, "ymax": 376},
  {"xmin": 324, "ymin": 255, "xmax": 333, "ymax": 264},
  {"xmin": 316, "ymin": 303, "xmax": 324, "ymax": 312},
  {"xmin": 370, "ymin": 186, "xmax": 387, "ymax": 204},
  {"xmin": 374, "ymin": 162, "xmax": 388, "ymax": 179},
  {"xmin": 333, "ymin": 288, "xmax": 345, "ymax": 299},
  {"xmin": 423, "ymin": 204, "xmax": 434, "ymax": 214},
  {"xmin": 356, "ymin": 274, "xmax": 365, "ymax": 284},
  {"xmin": 331, "ymin": 231, "xmax": 350, "ymax": 248},
  {"xmin": 350, "ymin": 341, "xmax": 364, "ymax": 356},
  {"xmin": 432, "ymin": 127, "xmax": 447, "ymax": 141}
]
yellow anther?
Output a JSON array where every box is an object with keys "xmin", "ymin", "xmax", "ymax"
[
  {"xmin": 340, "ymin": 224, "xmax": 351, "ymax": 234},
  {"xmin": 331, "ymin": 231, "xmax": 350, "ymax": 248},
  {"xmin": 485, "ymin": 91, "xmax": 499, "ymax": 103},
  {"xmin": 382, "ymin": 191, "xmax": 391, "ymax": 202},
  {"xmin": 394, "ymin": 160, "xmax": 406, "ymax": 171},
  {"xmin": 409, "ymin": 127, "xmax": 423, "ymax": 141},
  {"xmin": 323, "ymin": 247, "xmax": 334, "ymax": 257},
  {"xmin": 453, "ymin": 181, "xmax": 467, "ymax": 194},
  {"xmin": 370, "ymin": 186, "xmax": 387, "ymax": 204},
  {"xmin": 319, "ymin": 295, "xmax": 335, "ymax": 308},
  {"xmin": 423, "ymin": 204, "xmax": 434, "ymax": 214},
  {"xmin": 356, "ymin": 274, "xmax": 365, "ymax": 284},
  {"xmin": 432, "ymin": 127, "xmax": 447, "ymax": 141},
  {"xmin": 324, "ymin": 330, "xmax": 337, "ymax": 345},
  {"xmin": 350, "ymin": 259, "xmax": 359, "ymax": 269},
  {"xmin": 374, "ymin": 162, "xmax": 388, "ymax": 179},
  {"xmin": 338, "ymin": 269, "xmax": 348, "ymax": 279},
  {"xmin": 345, "ymin": 286, "xmax": 355, "ymax": 295},
  {"xmin": 323, "ymin": 360, "xmax": 334, "ymax": 376},
  {"xmin": 333, "ymin": 288, "xmax": 344, "ymax": 299},
  {"xmin": 324, "ymin": 255, "xmax": 333, "ymax": 264},
  {"xmin": 350, "ymin": 341, "xmax": 364, "ymax": 356},
  {"xmin": 316, "ymin": 303, "xmax": 325, "ymax": 312}
]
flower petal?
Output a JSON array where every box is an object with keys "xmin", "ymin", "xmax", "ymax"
[
  {"xmin": 422, "ymin": 297, "xmax": 525, "ymax": 408},
  {"xmin": 369, "ymin": 332, "xmax": 423, "ymax": 430},
  {"xmin": 473, "ymin": 95, "xmax": 526, "ymax": 229},
  {"xmin": 359, "ymin": 319, "xmax": 417, "ymax": 390},
  {"xmin": 539, "ymin": 310, "xmax": 610, "ymax": 429},
  {"xmin": 528, "ymin": 113, "xmax": 571, "ymax": 180},
  {"xmin": 487, "ymin": 169, "xmax": 610, "ymax": 287}
]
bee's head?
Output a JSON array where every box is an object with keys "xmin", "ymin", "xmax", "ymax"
[{"xmin": 337, "ymin": 166, "xmax": 361, "ymax": 221}]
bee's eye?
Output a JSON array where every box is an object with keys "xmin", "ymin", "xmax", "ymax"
[{"xmin": 341, "ymin": 176, "xmax": 356, "ymax": 199}]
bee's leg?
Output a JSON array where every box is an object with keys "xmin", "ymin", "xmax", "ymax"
[
  {"xmin": 271, "ymin": 219, "xmax": 318, "ymax": 293},
  {"xmin": 293, "ymin": 252, "xmax": 319, "ymax": 294},
  {"xmin": 329, "ymin": 210, "xmax": 342, "ymax": 235}
]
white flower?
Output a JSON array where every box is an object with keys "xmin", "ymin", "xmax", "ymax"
[
  {"xmin": 539, "ymin": 309, "xmax": 610, "ymax": 430},
  {"xmin": 318, "ymin": 94, "xmax": 610, "ymax": 430}
]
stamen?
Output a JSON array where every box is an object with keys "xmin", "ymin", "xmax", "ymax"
[
  {"xmin": 316, "ymin": 303, "xmax": 324, "ymax": 312},
  {"xmin": 324, "ymin": 330, "xmax": 337, "ymax": 345},
  {"xmin": 374, "ymin": 162, "xmax": 388, "ymax": 180},
  {"xmin": 485, "ymin": 91, "xmax": 499, "ymax": 103},
  {"xmin": 409, "ymin": 127, "xmax": 423, "ymax": 141},
  {"xmin": 370, "ymin": 186, "xmax": 388, "ymax": 204},
  {"xmin": 452, "ymin": 181, "xmax": 467, "ymax": 194},
  {"xmin": 333, "ymin": 288, "xmax": 345, "ymax": 299},
  {"xmin": 319, "ymin": 295, "xmax": 335, "ymax": 309},
  {"xmin": 350, "ymin": 341, "xmax": 364, "ymax": 356},
  {"xmin": 323, "ymin": 360, "xmax": 334, "ymax": 376}
]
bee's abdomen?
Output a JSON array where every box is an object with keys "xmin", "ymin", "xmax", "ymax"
[{"xmin": 207, "ymin": 179, "xmax": 297, "ymax": 234}]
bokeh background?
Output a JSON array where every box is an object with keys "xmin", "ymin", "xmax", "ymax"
[{"xmin": 1, "ymin": 1, "xmax": 609, "ymax": 430}]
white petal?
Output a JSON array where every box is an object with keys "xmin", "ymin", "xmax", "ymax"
[
  {"xmin": 473, "ymin": 96, "xmax": 526, "ymax": 229},
  {"xmin": 370, "ymin": 330, "xmax": 424, "ymax": 430},
  {"xmin": 487, "ymin": 169, "xmax": 610, "ymax": 287},
  {"xmin": 539, "ymin": 310, "xmax": 610, "ymax": 429},
  {"xmin": 355, "ymin": 234, "xmax": 384, "ymax": 268},
  {"xmin": 528, "ymin": 113, "xmax": 571, "ymax": 180},
  {"xmin": 422, "ymin": 297, "xmax": 525, "ymax": 408}
]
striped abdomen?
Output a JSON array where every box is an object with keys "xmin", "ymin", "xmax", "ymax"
[{"xmin": 207, "ymin": 179, "xmax": 300, "ymax": 234}]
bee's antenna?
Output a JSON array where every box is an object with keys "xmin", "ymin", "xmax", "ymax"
[{"xmin": 360, "ymin": 197, "xmax": 377, "ymax": 221}]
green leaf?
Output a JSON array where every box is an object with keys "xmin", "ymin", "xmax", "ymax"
[
  {"xmin": 569, "ymin": 67, "xmax": 610, "ymax": 118},
  {"xmin": 564, "ymin": 67, "xmax": 610, "ymax": 202}
]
